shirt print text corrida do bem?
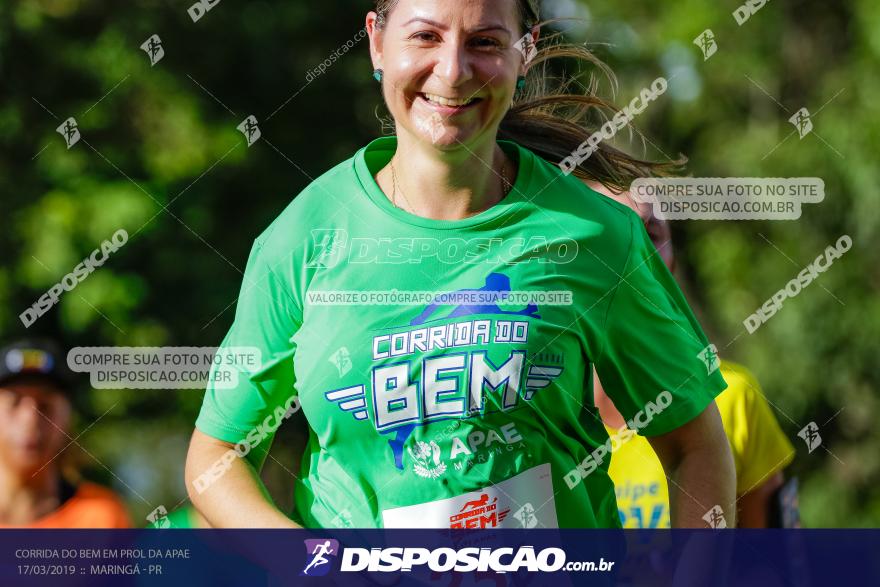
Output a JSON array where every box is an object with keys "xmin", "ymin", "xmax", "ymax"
[{"xmin": 195, "ymin": 136, "xmax": 728, "ymax": 529}]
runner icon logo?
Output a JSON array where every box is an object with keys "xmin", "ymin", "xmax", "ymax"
[
  {"xmin": 694, "ymin": 29, "xmax": 718, "ymax": 60},
  {"xmin": 697, "ymin": 344, "xmax": 720, "ymax": 375},
  {"xmin": 513, "ymin": 502, "xmax": 538, "ymax": 528},
  {"xmin": 237, "ymin": 115, "xmax": 261, "ymax": 147},
  {"xmin": 140, "ymin": 34, "xmax": 164, "ymax": 66},
  {"xmin": 329, "ymin": 346, "xmax": 352, "ymax": 378},
  {"xmin": 57, "ymin": 117, "xmax": 80, "ymax": 149},
  {"xmin": 301, "ymin": 539, "xmax": 339, "ymax": 577}
]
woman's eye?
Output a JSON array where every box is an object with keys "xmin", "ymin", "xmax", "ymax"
[
  {"xmin": 472, "ymin": 37, "xmax": 502, "ymax": 48},
  {"xmin": 411, "ymin": 31, "xmax": 439, "ymax": 42}
]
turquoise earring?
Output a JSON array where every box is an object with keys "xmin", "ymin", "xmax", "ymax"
[
  {"xmin": 373, "ymin": 69, "xmax": 384, "ymax": 83},
  {"xmin": 513, "ymin": 75, "xmax": 527, "ymax": 101}
]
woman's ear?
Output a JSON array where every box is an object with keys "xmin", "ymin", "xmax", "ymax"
[{"xmin": 366, "ymin": 12, "xmax": 384, "ymax": 71}]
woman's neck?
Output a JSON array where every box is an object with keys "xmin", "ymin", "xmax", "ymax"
[{"xmin": 379, "ymin": 131, "xmax": 512, "ymax": 221}]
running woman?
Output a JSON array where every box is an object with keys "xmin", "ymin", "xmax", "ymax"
[
  {"xmin": 186, "ymin": 0, "xmax": 735, "ymax": 529},
  {"xmin": 589, "ymin": 186, "xmax": 798, "ymax": 528}
]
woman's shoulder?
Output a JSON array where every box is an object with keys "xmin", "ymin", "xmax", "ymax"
[
  {"xmin": 524, "ymin": 150, "xmax": 641, "ymax": 251},
  {"xmin": 525, "ymin": 148, "xmax": 639, "ymax": 229}
]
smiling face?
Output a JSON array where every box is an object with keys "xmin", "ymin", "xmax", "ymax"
[{"xmin": 368, "ymin": 0, "xmax": 534, "ymax": 150}]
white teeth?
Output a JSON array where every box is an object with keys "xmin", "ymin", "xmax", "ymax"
[{"xmin": 423, "ymin": 93, "xmax": 477, "ymax": 107}]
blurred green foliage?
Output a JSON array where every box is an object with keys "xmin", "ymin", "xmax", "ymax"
[{"xmin": 0, "ymin": 0, "xmax": 876, "ymax": 526}]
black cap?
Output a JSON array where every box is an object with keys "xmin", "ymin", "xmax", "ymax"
[{"xmin": 0, "ymin": 340, "xmax": 73, "ymax": 392}]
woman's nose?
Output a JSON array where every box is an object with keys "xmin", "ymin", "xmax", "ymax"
[{"xmin": 434, "ymin": 40, "xmax": 473, "ymax": 88}]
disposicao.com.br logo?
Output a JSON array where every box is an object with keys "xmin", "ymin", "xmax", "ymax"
[{"xmin": 301, "ymin": 539, "xmax": 615, "ymax": 575}]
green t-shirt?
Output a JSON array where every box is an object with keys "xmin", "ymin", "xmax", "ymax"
[{"xmin": 195, "ymin": 136, "xmax": 727, "ymax": 529}]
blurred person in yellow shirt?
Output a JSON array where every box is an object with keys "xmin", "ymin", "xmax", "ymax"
[
  {"xmin": 0, "ymin": 340, "xmax": 131, "ymax": 528},
  {"xmin": 589, "ymin": 184, "xmax": 798, "ymax": 528}
]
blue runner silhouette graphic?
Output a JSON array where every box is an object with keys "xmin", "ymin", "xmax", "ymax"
[{"xmin": 409, "ymin": 272, "xmax": 540, "ymax": 326}]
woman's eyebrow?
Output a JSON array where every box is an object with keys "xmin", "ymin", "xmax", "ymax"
[
  {"xmin": 401, "ymin": 17, "xmax": 510, "ymax": 34},
  {"xmin": 472, "ymin": 25, "xmax": 511, "ymax": 35}
]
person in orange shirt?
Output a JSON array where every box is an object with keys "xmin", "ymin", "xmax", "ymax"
[{"xmin": 0, "ymin": 340, "xmax": 131, "ymax": 528}]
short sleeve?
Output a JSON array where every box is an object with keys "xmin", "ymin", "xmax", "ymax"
[
  {"xmin": 195, "ymin": 237, "xmax": 302, "ymax": 447},
  {"xmin": 594, "ymin": 213, "xmax": 728, "ymax": 436}
]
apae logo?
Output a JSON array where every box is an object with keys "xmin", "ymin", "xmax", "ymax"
[{"xmin": 408, "ymin": 440, "xmax": 446, "ymax": 479}]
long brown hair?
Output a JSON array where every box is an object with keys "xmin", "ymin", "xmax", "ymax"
[{"xmin": 373, "ymin": 0, "xmax": 684, "ymax": 193}]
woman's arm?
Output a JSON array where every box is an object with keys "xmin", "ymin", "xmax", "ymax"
[
  {"xmin": 185, "ymin": 428, "xmax": 301, "ymax": 528},
  {"xmin": 646, "ymin": 402, "xmax": 736, "ymax": 528}
]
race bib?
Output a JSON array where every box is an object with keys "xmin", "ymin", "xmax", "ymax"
[{"xmin": 382, "ymin": 463, "xmax": 558, "ymax": 529}]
